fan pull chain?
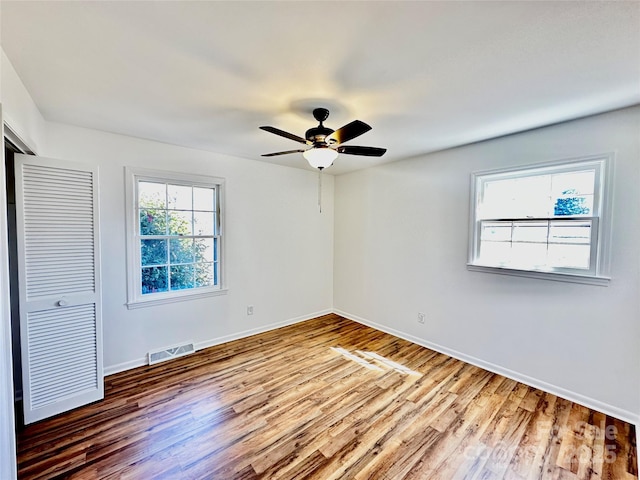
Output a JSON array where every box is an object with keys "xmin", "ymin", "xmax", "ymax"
[{"xmin": 318, "ymin": 169, "xmax": 322, "ymax": 213}]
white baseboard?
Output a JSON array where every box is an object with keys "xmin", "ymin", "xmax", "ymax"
[
  {"xmin": 103, "ymin": 357, "xmax": 147, "ymax": 377},
  {"xmin": 334, "ymin": 309, "xmax": 640, "ymax": 426},
  {"xmin": 195, "ymin": 309, "xmax": 333, "ymax": 351},
  {"xmin": 103, "ymin": 309, "xmax": 333, "ymax": 377}
]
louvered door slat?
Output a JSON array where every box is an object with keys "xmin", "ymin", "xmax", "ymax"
[
  {"xmin": 22, "ymin": 164, "xmax": 95, "ymax": 302},
  {"xmin": 29, "ymin": 326, "xmax": 98, "ymax": 345},
  {"xmin": 16, "ymin": 155, "xmax": 103, "ymax": 424}
]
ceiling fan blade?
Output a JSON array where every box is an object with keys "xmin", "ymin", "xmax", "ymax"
[
  {"xmin": 325, "ymin": 120, "xmax": 372, "ymax": 145},
  {"xmin": 261, "ymin": 149, "xmax": 306, "ymax": 157},
  {"xmin": 260, "ymin": 126, "xmax": 310, "ymax": 145},
  {"xmin": 336, "ymin": 146, "xmax": 387, "ymax": 157}
]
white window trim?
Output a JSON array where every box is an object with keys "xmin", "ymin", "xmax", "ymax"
[
  {"xmin": 467, "ymin": 153, "xmax": 614, "ymax": 285},
  {"xmin": 124, "ymin": 167, "xmax": 227, "ymax": 309}
]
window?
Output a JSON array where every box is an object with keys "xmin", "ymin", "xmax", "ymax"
[
  {"xmin": 467, "ymin": 155, "xmax": 612, "ymax": 285},
  {"xmin": 125, "ymin": 168, "xmax": 225, "ymax": 308}
]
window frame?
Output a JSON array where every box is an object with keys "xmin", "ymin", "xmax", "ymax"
[
  {"xmin": 467, "ymin": 154, "xmax": 613, "ymax": 286},
  {"xmin": 125, "ymin": 167, "xmax": 227, "ymax": 309}
]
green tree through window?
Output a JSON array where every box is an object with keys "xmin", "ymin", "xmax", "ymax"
[
  {"xmin": 554, "ymin": 189, "xmax": 590, "ymax": 216},
  {"xmin": 139, "ymin": 186, "xmax": 217, "ymax": 295}
]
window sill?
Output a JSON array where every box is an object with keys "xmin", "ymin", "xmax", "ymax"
[
  {"xmin": 466, "ymin": 264, "xmax": 610, "ymax": 286},
  {"xmin": 126, "ymin": 288, "xmax": 228, "ymax": 310}
]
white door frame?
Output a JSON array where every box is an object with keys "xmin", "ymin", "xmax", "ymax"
[
  {"xmin": 0, "ymin": 121, "xmax": 39, "ymax": 479},
  {"xmin": 0, "ymin": 113, "xmax": 18, "ymax": 479}
]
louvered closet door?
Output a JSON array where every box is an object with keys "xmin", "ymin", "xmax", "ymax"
[{"xmin": 15, "ymin": 154, "xmax": 103, "ymax": 424}]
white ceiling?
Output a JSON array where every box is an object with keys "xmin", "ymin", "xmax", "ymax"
[{"xmin": 2, "ymin": 1, "xmax": 639, "ymax": 175}]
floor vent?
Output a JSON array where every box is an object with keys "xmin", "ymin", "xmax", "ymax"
[{"xmin": 148, "ymin": 342, "xmax": 195, "ymax": 365}]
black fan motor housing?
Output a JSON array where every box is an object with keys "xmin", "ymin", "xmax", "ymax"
[
  {"xmin": 305, "ymin": 125, "xmax": 334, "ymax": 144},
  {"xmin": 306, "ymin": 107, "xmax": 334, "ymax": 144}
]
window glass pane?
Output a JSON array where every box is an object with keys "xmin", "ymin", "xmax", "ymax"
[
  {"xmin": 140, "ymin": 209, "xmax": 166, "ymax": 235},
  {"xmin": 195, "ymin": 263, "xmax": 214, "ymax": 287},
  {"xmin": 511, "ymin": 175, "xmax": 552, "ymax": 217},
  {"xmin": 551, "ymin": 171, "xmax": 595, "ymax": 216},
  {"xmin": 549, "ymin": 222, "xmax": 591, "ymax": 245},
  {"xmin": 511, "ymin": 243, "xmax": 548, "ymax": 269},
  {"xmin": 512, "ymin": 222, "xmax": 548, "ymax": 243},
  {"xmin": 194, "ymin": 238, "xmax": 215, "ymax": 262},
  {"xmin": 139, "ymin": 182, "xmax": 166, "ymax": 209},
  {"xmin": 553, "ymin": 194, "xmax": 593, "ymax": 216},
  {"xmin": 142, "ymin": 266, "xmax": 168, "ymax": 294},
  {"xmin": 168, "ymin": 210, "xmax": 193, "ymax": 236},
  {"xmin": 170, "ymin": 265, "xmax": 194, "ymax": 290},
  {"xmin": 548, "ymin": 244, "xmax": 591, "ymax": 269},
  {"xmin": 551, "ymin": 170, "xmax": 595, "ymax": 197},
  {"xmin": 141, "ymin": 239, "xmax": 167, "ymax": 266},
  {"xmin": 168, "ymin": 185, "xmax": 193, "ymax": 210},
  {"xmin": 169, "ymin": 238, "xmax": 194, "ymax": 264},
  {"xmin": 482, "ymin": 175, "xmax": 552, "ymax": 218},
  {"xmin": 194, "ymin": 211, "xmax": 215, "ymax": 236},
  {"xmin": 194, "ymin": 187, "xmax": 215, "ymax": 212},
  {"xmin": 481, "ymin": 222, "xmax": 512, "ymax": 242},
  {"xmin": 479, "ymin": 241, "xmax": 512, "ymax": 266}
]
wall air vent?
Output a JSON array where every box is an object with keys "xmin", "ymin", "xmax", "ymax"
[{"xmin": 148, "ymin": 341, "xmax": 195, "ymax": 365}]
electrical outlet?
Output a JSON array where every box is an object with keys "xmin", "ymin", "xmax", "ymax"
[
  {"xmin": 247, "ymin": 305, "xmax": 254, "ymax": 315},
  {"xmin": 418, "ymin": 312, "xmax": 426, "ymax": 324}
]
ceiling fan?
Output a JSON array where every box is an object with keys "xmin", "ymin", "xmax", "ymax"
[{"xmin": 260, "ymin": 108, "xmax": 386, "ymax": 170}]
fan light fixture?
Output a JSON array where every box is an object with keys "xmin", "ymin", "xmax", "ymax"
[
  {"xmin": 303, "ymin": 147, "xmax": 338, "ymax": 170},
  {"xmin": 260, "ymin": 107, "xmax": 386, "ymax": 171}
]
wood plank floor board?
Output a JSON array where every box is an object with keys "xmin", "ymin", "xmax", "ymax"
[{"xmin": 16, "ymin": 314, "xmax": 637, "ymax": 479}]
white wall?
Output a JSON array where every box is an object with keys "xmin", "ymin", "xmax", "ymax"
[
  {"xmin": 334, "ymin": 106, "xmax": 640, "ymax": 421},
  {"xmin": 1, "ymin": 50, "xmax": 46, "ymax": 153},
  {"xmin": 43, "ymin": 122, "xmax": 334, "ymax": 372}
]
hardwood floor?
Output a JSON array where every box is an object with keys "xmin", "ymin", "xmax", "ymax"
[{"xmin": 16, "ymin": 314, "xmax": 637, "ymax": 479}]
